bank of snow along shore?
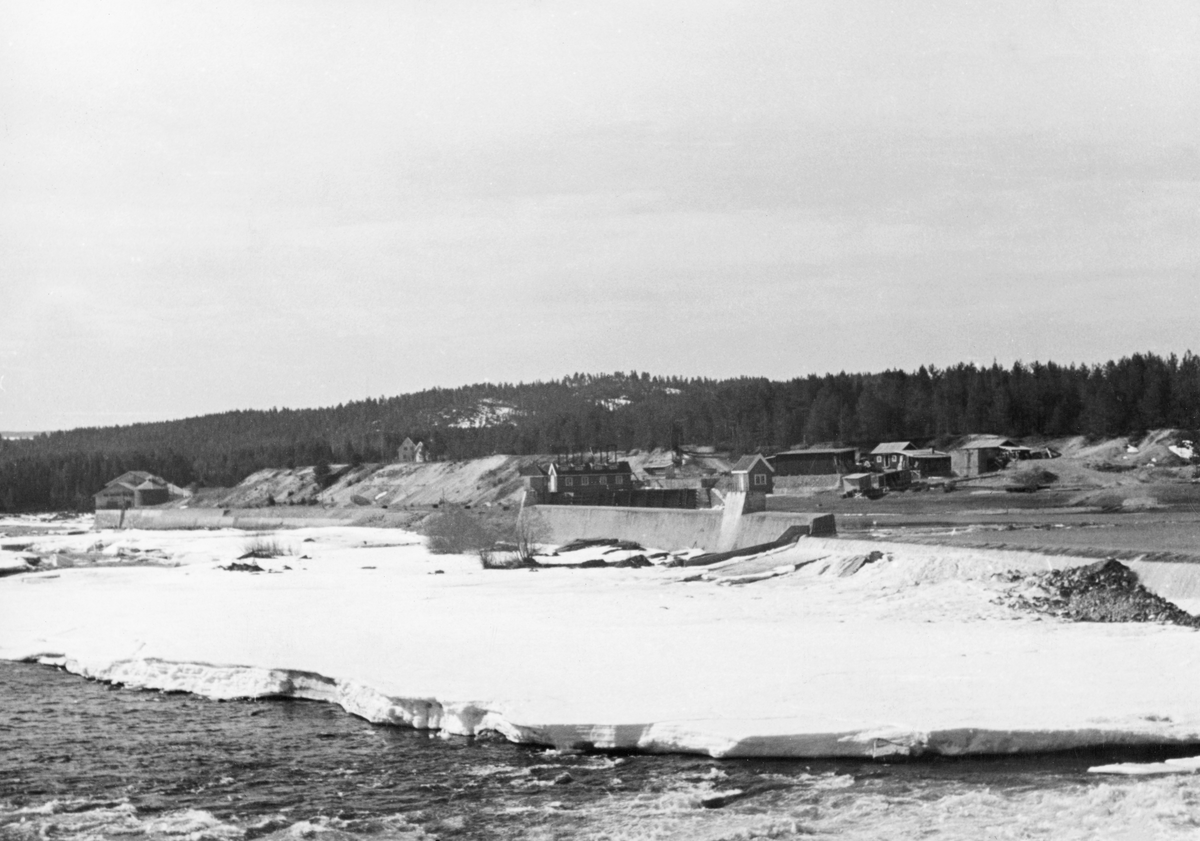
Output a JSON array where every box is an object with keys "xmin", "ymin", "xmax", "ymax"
[{"xmin": 2, "ymin": 523, "xmax": 1199, "ymax": 760}]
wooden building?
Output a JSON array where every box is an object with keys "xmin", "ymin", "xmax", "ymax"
[
  {"xmin": 397, "ymin": 437, "xmax": 427, "ymax": 463},
  {"xmin": 546, "ymin": 460, "xmax": 635, "ymax": 494},
  {"xmin": 951, "ymin": 435, "xmax": 1015, "ymax": 477},
  {"xmin": 768, "ymin": 447, "xmax": 858, "ymax": 476},
  {"xmin": 906, "ymin": 449, "xmax": 953, "ymax": 477},
  {"xmin": 518, "ymin": 463, "xmax": 548, "ymax": 494},
  {"xmin": 869, "ymin": 441, "xmax": 917, "ymax": 469},
  {"xmin": 840, "ymin": 472, "xmax": 880, "ymax": 496},
  {"xmin": 94, "ymin": 471, "xmax": 170, "ymax": 509},
  {"xmin": 730, "ymin": 454, "xmax": 774, "ymax": 493}
]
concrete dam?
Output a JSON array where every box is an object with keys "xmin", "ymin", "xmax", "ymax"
[{"xmin": 521, "ymin": 491, "xmax": 836, "ymax": 553}]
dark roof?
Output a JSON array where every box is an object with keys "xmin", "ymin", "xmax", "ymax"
[
  {"xmin": 103, "ymin": 471, "xmax": 166, "ymax": 490},
  {"xmin": 907, "ymin": 450, "xmax": 950, "ymax": 460},
  {"xmin": 517, "ymin": 464, "xmax": 546, "ymax": 477},
  {"xmin": 771, "ymin": 448, "xmax": 857, "ymax": 457},
  {"xmin": 548, "ymin": 461, "xmax": 633, "ymax": 475},
  {"xmin": 105, "ymin": 470, "xmax": 155, "ymax": 487},
  {"xmin": 731, "ymin": 454, "xmax": 774, "ymax": 473}
]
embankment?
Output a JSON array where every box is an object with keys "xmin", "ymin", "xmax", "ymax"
[
  {"xmin": 794, "ymin": 536, "xmax": 1200, "ymax": 607},
  {"xmin": 174, "ymin": 455, "xmax": 541, "ymax": 510},
  {"xmin": 94, "ymin": 507, "xmax": 421, "ymax": 531},
  {"xmin": 524, "ymin": 504, "xmax": 835, "ymax": 552}
]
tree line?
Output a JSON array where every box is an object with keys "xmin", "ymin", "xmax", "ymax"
[{"xmin": 2, "ymin": 352, "xmax": 1198, "ymax": 511}]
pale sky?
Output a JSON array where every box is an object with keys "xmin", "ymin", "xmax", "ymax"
[{"xmin": 2, "ymin": 0, "xmax": 1198, "ymax": 431}]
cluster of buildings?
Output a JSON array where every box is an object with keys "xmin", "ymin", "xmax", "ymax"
[
  {"xmin": 96, "ymin": 434, "xmax": 1052, "ymax": 511},
  {"xmin": 521, "ymin": 453, "xmax": 778, "ymax": 511},
  {"xmin": 521, "ymin": 434, "xmax": 1055, "ymax": 508}
]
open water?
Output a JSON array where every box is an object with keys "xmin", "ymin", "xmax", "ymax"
[{"xmin": 2, "ymin": 661, "xmax": 1199, "ymax": 840}]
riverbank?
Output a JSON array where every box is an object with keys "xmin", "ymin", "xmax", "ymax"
[
  {"xmin": 10, "ymin": 660, "xmax": 1200, "ymax": 841},
  {"xmin": 3, "ymin": 523, "xmax": 1200, "ymax": 759}
]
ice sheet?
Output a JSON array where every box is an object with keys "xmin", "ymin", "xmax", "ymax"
[{"xmin": 3, "ymin": 527, "xmax": 1199, "ymax": 757}]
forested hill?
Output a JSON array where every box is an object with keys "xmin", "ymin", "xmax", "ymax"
[{"xmin": 3, "ymin": 352, "xmax": 1200, "ymax": 511}]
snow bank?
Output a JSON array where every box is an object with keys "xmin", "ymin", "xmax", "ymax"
[{"xmin": 3, "ymin": 527, "xmax": 1200, "ymax": 758}]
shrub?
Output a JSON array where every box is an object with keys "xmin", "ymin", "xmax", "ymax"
[
  {"xmin": 314, "ymin": 460, "xmax": 332, "ymax": 489},
  {"xmin": 512, "ymin": 510, "xmax": 550, "ymax": 563},
  {"xmin": 241, "ymin": 534, "xmax": 291, "ymax": 559},
  {"xmin": 423, "ymin": 506, "xmax": 498, "ymax": 556},
  {"xmin": 1010, "ymin": 467, "xmax": 1058, "ymax": 491}
]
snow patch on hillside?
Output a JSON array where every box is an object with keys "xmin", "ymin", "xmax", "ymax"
[{"xmin": 445, "ymin": 399, "xmax": 521, "ymax": 429}]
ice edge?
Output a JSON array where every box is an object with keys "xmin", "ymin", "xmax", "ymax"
[{"xmin": 22, "ymin": 654, "xmax": 1200, "ymax": 760}]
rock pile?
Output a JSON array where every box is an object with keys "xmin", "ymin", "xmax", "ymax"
[{"xmin": 997, "ymin": 559, "xmax": 1200, "ymax": 627}]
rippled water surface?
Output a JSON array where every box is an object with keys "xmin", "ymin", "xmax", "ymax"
[{"xmin": 3, "ymin": 661, "xmax": 1199, "ymax": 839}]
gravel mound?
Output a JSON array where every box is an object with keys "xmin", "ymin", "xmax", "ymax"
[{"xmin": 997, "ymin": 559, "xmax": 1200, "ymax": 627}]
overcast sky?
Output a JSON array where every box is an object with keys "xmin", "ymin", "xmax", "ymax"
[{"xmin": 2, "ymin": 1, "xmax": 1197, "ymax": 431}]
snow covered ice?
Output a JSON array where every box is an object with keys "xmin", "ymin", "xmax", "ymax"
[{"xmin": 3, "ymin": 522, "xmax": 1200, "ymax": 759}]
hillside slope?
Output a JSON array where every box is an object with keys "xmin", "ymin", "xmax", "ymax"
[{"xmin": 179, "ymin": 455, "xmax": 549, "ymax": 511}]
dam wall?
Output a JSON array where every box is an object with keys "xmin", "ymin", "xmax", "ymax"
[
  {"xmin": 94, "ymin": 507, "xmax": 417, "ymax": 531},
  {"xmin": 522, "ymin": 504, "xmax": 836, "ymax": 552}
]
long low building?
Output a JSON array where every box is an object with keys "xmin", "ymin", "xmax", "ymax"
[{"xmin": 768, "ymin": 448, "xmax": 858, "ymax": 476}]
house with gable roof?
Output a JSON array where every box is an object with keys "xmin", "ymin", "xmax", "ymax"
[
  {"xmin": 397, "ymin": 437, "xmax": 427, "ymax": 463},
  {"xmin": 730, "ymin": 453, "xmax": 774, "ymax": 494},
  {"xmin": 93, "ymin": 471, "xmax": 171, "ymax": 509},
  {"xmin": 869, "ymin": 441, "xmax": 917, "ymax": 470},
  {"xmin": 870, "ymin": 441, "xmax": 952, "ymax": 478},
  {"xmin": 951, "ymin": 435, "xmax": 1015, "ymax": 476}
]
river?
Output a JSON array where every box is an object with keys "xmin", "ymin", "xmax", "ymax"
[{"xmin": 3, "ymin": 661, "xmax": 1199, "ymax": 839}]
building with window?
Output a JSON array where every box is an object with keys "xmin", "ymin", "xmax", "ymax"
[
  {"xmin": 869, "ymin": 441, "xmax": 917, "ymax": 469},
  {"xmin": 730, "ymin": 453, "xmax": 774, "ymax": 493},
  {"xmin": 546, "ymin": 460, "xmax": 635, "ymax": 493},
  {"xmin": 397, "ymin": 437, "xmax": 427, "ymax": 463},
  {"xmin": 869, "ymin": 442, "xmax": 952, "ymax": 477}
]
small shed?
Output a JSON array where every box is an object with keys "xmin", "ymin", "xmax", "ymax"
[
  {"xmin": 951, "ymin": 435, "xmax": 1015, "ymax": 477},
  {"xmin": 878, "ymin": 468, "xmax": 911, "ymax": 490},
  {"xmin": 906, "ymin": 449, "xmax": 953, "ymax": 478},
  {"xmin": 1001, "ymin": 444, "xmax": 1034, "ymax": 461},
  {"xmin": 840, "ymin": 472, "xmax": 878, "ymax": 495},
  {"xmin": 731, "ymin": 454, "xmax": 774, "ymax": 493}
]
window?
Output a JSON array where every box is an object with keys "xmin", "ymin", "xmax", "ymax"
[
  {"xmin": 615, "ymin": 475, "xmax": 625, "ymax": 484},
  {"xmin": 580, "ymin": 476, "xmax": 589, "ymax": 486},
  {"xmin": 599, "ymin": 476, "xmax": 608, "ymax": 485},
  {"xmin": 564, "ymin": 477, "xmax": 574, "ymax": 487},
  {"xmin": 753, "ymin": 473, "xmax": 767, "ymax": 486}
]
